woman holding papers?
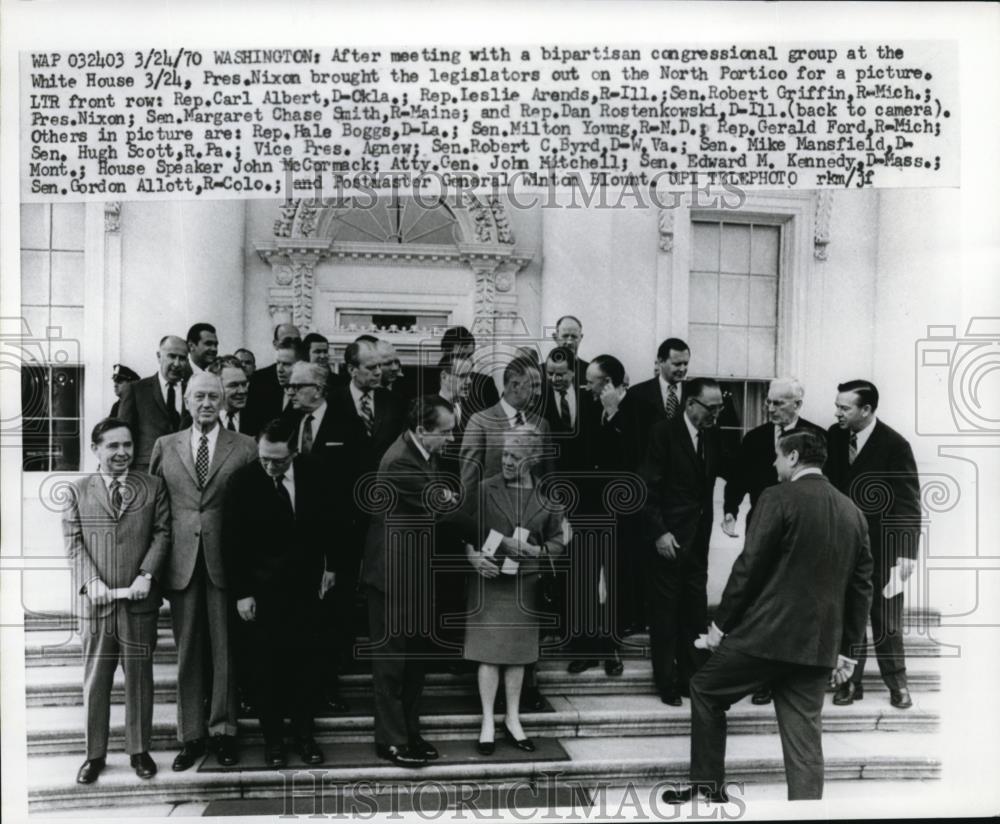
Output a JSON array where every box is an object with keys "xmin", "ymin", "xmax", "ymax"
[{"xmin": 463, "ymin": 426, "xmax": 566, "ymax": 755}]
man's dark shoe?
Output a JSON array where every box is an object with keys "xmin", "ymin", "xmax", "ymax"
[
  {"xmin": 172, "ymin": 740, "xmax": 206, "ymax": 771},
  {"xmin": 833, "ymin": 682, "xmax": 863, "ymax": 706},
  {"xmin": 296, "ymin": 737, "xmax": 324, "ymax": 765},
  {"xmin": 751, "ymin": 687, "xmax": 772, "ymax": 705},
  {"xmin": 375, "ymin": 743, "xmax": 428, "ymax": 768},
  {"xmin": 76, "ymin": 757, "xmax": 105, "ymax": 784},
  {"xmin": 605, "ymin": 653, "xmax": 624, "ymax": 676},
  {"xmin": 662, "ymin": 785, "xmax": 730, "ymax": 804},
  {"xmin": 214, "ymin": 734, "xmax": 238, "ymax": 767},
  {"xmin": 660, "ymin": 692, "xmax": 683, "ymax": 707},
  {"xmin": 130, "ymin": 752, "xmax": 157, "ymax": 779},
  {"xmin": 409, "ymin": 735, "xmax": 439, "ymax": 760},
  {"xmin": 520, "ymin": 687, "xmax": 546, "ymax": 712},
  {"xmin": 890, "ymin": 688, "xmax": 913, "ymax": 709},
  {"xmin": 567, "ymin": 659, "xmax": 597, "ymax": 674},
  {"xmin": 325, "ymin": 692, "xmax": 351, "ymax": 713},
  {"xmin": 265, "ymin": 740, "xmax": 287, "ymax": 768}
]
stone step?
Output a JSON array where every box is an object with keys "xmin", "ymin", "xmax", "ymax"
[
  {"xmin": 22, "ymin": 626, "xmax": 948, "ymax": 668},
  {"xmin": 25, "ymin": 731, "xmax": 941, "ymax": 812},
  {"xmin": 24, "ymin": 689, "xmax": 941, "ymax": 756},
  {"xmin": 20, "ymin": 605, "xmax": 943, "ymax": 633},
  {"xmin": 24, "ymin": 653, "xmax": 943, "ymax": 708}
]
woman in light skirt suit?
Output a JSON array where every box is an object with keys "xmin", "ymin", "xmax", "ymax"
[{"xmin": 463, "ymin": 425, "xmax": 566, "ymax": 754}]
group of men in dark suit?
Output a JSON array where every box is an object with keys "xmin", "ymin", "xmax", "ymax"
[{"xmin": 67, "ymin": 313, "xmax": 921, "ymax": 800}]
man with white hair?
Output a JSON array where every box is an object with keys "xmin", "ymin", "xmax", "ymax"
[
  {"xmin": 149, "ymin": 372, "xmax": 257, "ymax": 769},
  {"xmin": 721, "ymin": 377, "xmax": 826, "ymax": 705},
  {"xmin": 377, "ymin": 339, "xmax": 405, "ymax": 393}
]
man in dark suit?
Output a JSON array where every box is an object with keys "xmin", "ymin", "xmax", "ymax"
[
  {"xmin": 824, "ymin": 380, "xmax": 921, "ymax": 709},
  {"xmin": 629, "ymin": 337, "xmax": 690, "ymax": 449},
  {"xmin": 551, "ymin": 315, "xmax": 590, "ymax": 388},
  {"xmin": 244, "ymin": 337, "xmax": 301, "ymax": 436},
  {"xmin": 641, "ymin": 377, "xmax": 731, "ymax": 705},
  {"xmin": 566, "ymin": 354, "xmax": 644, "ymax": 675},
  {"xmin": 539, "ymin": 346, "xmax": 586, "ymax": 471},
  {"xmin": 224, "ymin": 418, "xmax": 334, "ymax": 767},
  {"xmin": 64, "ymin": 417, "xmax": 171, "ymax": 785},
  {"xmin": 150, "ymin": 372, "xmax": 258, "ymax": 770},
  {"xmin": 117, "ymin": 335, "xmax": 191, "ymax": 471},
  {"xmin": 245, "ymin": 323, "xmax": 301, "ymax": 432},
  {"xmin": 109, "ymin": 363, "xmax": 139, "ymax": 418},
  {"xmin": 323, "ymin": 339, "xmax": 407, "ymax": 706},
  {"xmin": 209, "ymin": 357, "xmax": 255, "ymax": 435},
  {"xmin": 441, "ymin": 326, "xmax": 499, "ymax": 415},
  {"xmin": 721, "ymin": 377, "xmax": 826, "ymax": 705},
  {"xmin": 362, "ymin": 396, "xmax": 457, "ymax": 767},
  {"xmin": 663, "ymin": 430, "xmax": 873, "ymax": 803}
]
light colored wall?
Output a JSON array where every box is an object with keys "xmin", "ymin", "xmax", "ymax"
[{"xmin": 119, "ymin": 200, "xmax": 247, "ymax": 375}]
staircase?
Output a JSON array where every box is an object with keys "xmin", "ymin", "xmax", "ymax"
[{"xmin": 23, "ymin": 609, "xmax": 942, "ymax": 813}]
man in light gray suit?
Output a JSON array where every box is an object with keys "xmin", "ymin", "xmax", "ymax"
[
  {"xmin": 459, "ymin": 356, "xmax": 549, "ymax": 494},
  {"xmin": 150, "ymin": 372, "xmax": 257, "ymax": 770},
  {"xmin": 64, "ymin": 417, "xmax": 171, "ymax": 785}
]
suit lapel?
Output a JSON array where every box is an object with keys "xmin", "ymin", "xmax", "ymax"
[
  {"xmin": 174, "ymin": 431, "xmax": 199, "ymax": 486},
  {"xmin": 204, "ymin": 429, "xmax": 236, "ymax": 488},
  {"xmin": 149, "ymin": 377, "xmax": 169, "ymax": 420},
  {"xmin": 848, "ymin": 422, "xmax": 882, "ymax": 478},
  {"xmin": 89, "ymin": 475, "xmax": 116, "ymax": 519},
  {"xmin": 675, "ymin": 416, "xmax": 702, "ymax": 476}
]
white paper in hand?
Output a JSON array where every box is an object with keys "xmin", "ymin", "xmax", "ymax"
[
  {"xmin": 482, "ymin": 529, "xmax": 503, "ymax": 557},
  {"xmin": 109, "ymin": 588, "xmax": 132, "ymax": 600},
  {"xmin": 882, "ymin": 563, "xmax": 905, "ymax": 599},
  {"xmin": 694, "ymin": 634, "xmax": 710, "ymax": 650}
]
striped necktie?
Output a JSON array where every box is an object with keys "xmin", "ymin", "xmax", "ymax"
[
  {"xmin": 359, "ymin": 391, "xmax": 374, "ymax": 436},
  {"xmin": 664, "ymin": 384, "xmax": 679, "ymax": 419},
  {"xmin": 848, "ymin": 432, "xmax": 858, "ymax": 465}
]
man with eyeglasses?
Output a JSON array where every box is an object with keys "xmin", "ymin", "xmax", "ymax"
[
  {"xmin": 223, "ymin": 417, "xmax": 335, "ymax": 768},
  {"xmin": 720, "ymin": 378, "xmax": 825, "ymax": 706},
  {"xmin": 641, "ymin": 377, "xmax": 732, "ymax": 706}
]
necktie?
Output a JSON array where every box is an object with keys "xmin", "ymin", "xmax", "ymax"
[
  {"xmin": 664, "ymin": 384, "xmax": 679, "ymax": 419},
  {"xmin": 195, "ymin": 434, "xmax": 209, "ymax": 489},
  {"xmin": 557, "ymin": 389, "xmax": 571, "ymax": 426},
  {"xmin": 360, "ymin": 391, "xmax": 374, "ymax": 436},
  {"xmin": 109, "ymin": 479, "xmax": 123, "ymax": 517},
  {"xmin": 301, "ymin": 414, "xmax": 315, "ymax": 455},
  {"xmin": 166, "ymin": 382, "xmax": 180, "ymax": 429},
  {"xmin": 848, "ymin": 432, "xmax": 858, "ymax": 465},
  {"xmin": 514, "ymin": 410, "xmax": 525, "ymax": 427},
  {"xmin": 274, "ymin": 474, "xmax": 293, "ymax": 516},
  {"xmin": 774, "ymin": 424, "xmax": 785, "ymax": 449},
  {"xmin": 225, "ymin": 413, "xmax": 236, "ymax": 432}
]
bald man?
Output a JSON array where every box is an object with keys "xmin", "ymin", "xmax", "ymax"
[{"xmin": 117, "ymin": 335, "xmax": 192, "ymax": 471}]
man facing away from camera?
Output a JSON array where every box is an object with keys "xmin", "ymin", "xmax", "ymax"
[{"xmin": 664, "ymin": 430, "xmax": 873, "ymax": 803}]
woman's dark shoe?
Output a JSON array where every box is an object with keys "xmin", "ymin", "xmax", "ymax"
[
  {"xmin": 604, "ymin": 653, "xmax": 624, "ymax": 676},
  {"xmin": 502, "ymin": 721, "xmax": 535, "ymax": 752},
  {"xmin": 477, "ymin": 739, "xmax": 495, "ymax": 755}
]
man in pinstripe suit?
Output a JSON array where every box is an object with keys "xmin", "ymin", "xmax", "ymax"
[{"xmin": 64, "ymin": 417, "xmax": 171, "ymax": 784}]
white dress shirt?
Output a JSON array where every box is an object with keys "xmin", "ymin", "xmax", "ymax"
[
  {"xmin": 220, "ymin": 409, "xmax": 241, "ymax": 432},
  {"xmin": 157, "ymin": 372, "xmax": 183, "ymax": 417},
  {"xmin": 299, "ymin": 400, "xmax": 328, "ymax": 451},
  {"xmin": 659, "ymin": 375, "xmax": 681, "ymax": 409},
  {"xmin": 409, "ymin": 430, "xmax": 432, "ymax": 463},
  {"xmin": 499, "ymin": 397, "xmax": 526, "ymax": 427},
  {"xmin": 683, "ymin": 410, "xmax": 701, "ymax": 453},
  {"xmin": 855, "ymin": 415, "xmax": 878, "ymax": 454},
  {"xmin": 551, "ymin": 384, "xmax": 577, "ymax": 426},
  {"xmin": 190, "ymin": 423, "xmax": 221, "ymax": 466},
  {"xmin": 349, "ymin": 382, "xmax": 374, "ymax": 417}
]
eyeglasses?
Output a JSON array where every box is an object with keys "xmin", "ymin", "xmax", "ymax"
[
  {"xmin": 691, "ymin": 398, "xmax": 725, "ymax": 414},
  {"xmin": 285, "ymin": 383, "xmax": 318, "ymax": 393}
]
